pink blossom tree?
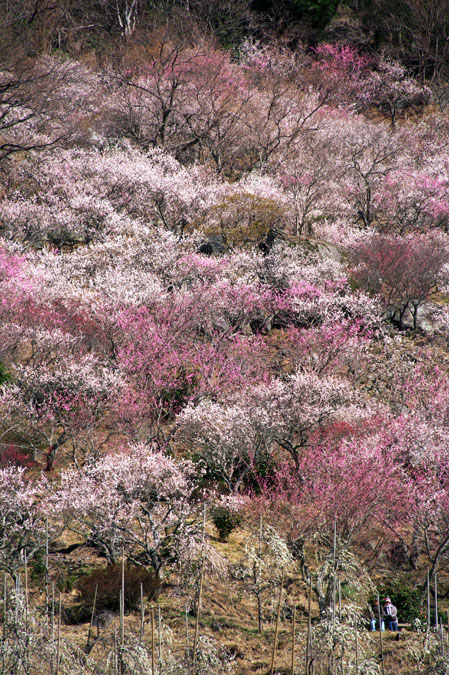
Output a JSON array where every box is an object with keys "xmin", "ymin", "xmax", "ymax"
[
  {"xmin": 177, "ymin": 366, "xmax": 359, "ymax": 488},
  {"xmin": 350, "ymin": 232, "xmax": 449, "ymax": 329},
  {"xmin": 314, "ymin": 43, "xmax": 430, "ymax": 127}
]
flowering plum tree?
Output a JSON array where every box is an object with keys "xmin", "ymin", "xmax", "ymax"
[
  {"xmin": 350, "ymin": 232, "xmax": 449, "ymax": 329},
  {"xmin": 0, "ymin": 356, "xmax": 124, "ymax": 469},
  {"xmin": 177, "ymin": 366, "xmax": 358, "ymax": 489},
  {"xmin": 108, "ymin": 43, "xmax": 252, "ymax": 170},
  {"xmin": 314, "ymin": 43, "xmax": 430, "ymax": 127},
  {"xmin": 0, "ymin": 467, "xmax": 62, "ymax": 578},
  {"xmin": 51, "ymin": 445, "xmax": 201, "ymax": 576},
  {"xmin": 373, "ymin": 167, "xmax": 449, "ymax": 233}
]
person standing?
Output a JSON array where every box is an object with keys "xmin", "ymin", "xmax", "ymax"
[{"xmin": 382, "ymin": 597, "xmax": 398, "ymax": 631}]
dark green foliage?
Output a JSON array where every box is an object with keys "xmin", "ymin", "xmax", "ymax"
[
  {"xmin": 77, "ymin": 563, "xmax": 160, "ymax": 612},
  {"xmin": 373, "ymin": 585, "xmax": 424, "ymax": 623},
  {"xmin": 251, "ymin": 0, "xmax": 340, "ymax": 30},
  {"xmin": 212, "ymin": 506, "xmax": 242, "ymax": 542},
  {"xmin": 0, "ymin": 362, "xmax": 10, "ymax": 386},
  {"xmin": 289, "ymin": 0, "xmax": 340, "ymax": 28},
  {"xmin": 29, "ymin": 550, "xmax": 47, "ymax": 582}
]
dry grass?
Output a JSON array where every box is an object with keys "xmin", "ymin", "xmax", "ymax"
[{"xmin": 20, "ymin": 521, "xmax": 445, "ymax": 674}]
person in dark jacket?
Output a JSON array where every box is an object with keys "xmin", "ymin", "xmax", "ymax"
[{"xmin": 382, "ymin": 597, "xmax": 398, "ymax": 631}]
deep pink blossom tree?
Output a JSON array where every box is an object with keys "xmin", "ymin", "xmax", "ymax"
[{"xmin": 350, "ymin": 232, "xmax": 449, "ymax": 329}]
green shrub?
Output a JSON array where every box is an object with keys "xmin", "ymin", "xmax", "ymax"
[
  {"xmin": 212, "ymin": 506, "xmax": 241, "ymax": 542},
  {"xmin": 0, "ymin": 362, "xmax": 10, "ymax": 386},
  {"xmin": 373, "ymin": 584, "xmax": 424, "ymax": 623}
]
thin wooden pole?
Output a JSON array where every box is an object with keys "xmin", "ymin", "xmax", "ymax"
[
  {"xmin": 50, "ymin": 582, "xmax": 55, "ymax": 675},
  {"xmin": 270, "ymin": 568, "xmax": 285, "ymax": 675},
  {"xmin": 377, "ymin": 595, "xmax": 385, "ymax": 675},
  {"xmin": 427, "ymin": 570, "xmax": 431, "ymax": 633},
  {"xmin": 56, "ymin": 592, "xmax": 61, "ymax": 675},
  {"xmin": 45, "ymin": 517, "xmax": 49, "ymax": 618},
  {"xmin": 151, "ymin": 606, "xmax": 156, "ymax": 675},
  {"xmin": 14, "ymin": 574, "xmax": 19, "ymax": 626},
  {"xmin": 121, "ymin": 547, "xmax": 125, "ymax": 647},
  {"xmin": 447, "ymin": 609, "xmax": 449, "ymax": 652},
  {"xmin": 119, "ymin": 592, "xmax": 123, "ymax": 647},
  {"xmin": 338, "ymin": 578, "xmax": 342, "ymax": 622},
  {"xmin": 140, "ymin": 583, "xmax": 144, "ymax": 645},
  {"xmin": 86, "ymin": 583, "xmax": 98, "ymax": 652},
  {"xmin": 332, "ymin": 518, "xmax": 337, "ymax": 628},
  {"xmin": 202, "ymin": 503, "xmax": 206, "ymax": 552},
  {"xmin": 291, "ymin": 605, "xmax": 296, "ymax": 675},
  {"xmin": 158, "ymin": 605, "xmax": 162, "ymax": 668},
  {"xmin": 113, "ymin": 628, "xmax": 117, "ymax": 675},
  {"xmin": 258, "ymin": 514, "xmax": 263, "ymax": 634},
  {"xmin": 332, "ymin": 518, "xmax": 337, "ymax": 675},
  {"xmin": 119, "ymin": 546, "xmax": 125, "ymax": 675},
  {"xmin": 185, "ymin": 603, "xmax": 190, "ymax": 664},
  {"xmin": 119, "ymin": 592, "xmax": 123, "ymax": 675},
  {"xmin": 2, "ymin": 574, "xmax": 6, "ymax": 631},
  {"xmin": 193, "ymin": 557, "xmax": 205, "ymax": 669},
  {"xmin": 24, "ymin": 551, "xmax": 29, "ymax": 672},
  {"xmin": 355, "ymin": 617, "xmax": 359, "ymax": 675},
  {"xmin": 2, "ymin": 575, "xmax": 7, "ymax": 674},
  {"xmin": 306, "ymin": 579, "xmax": 312, "ymax": 675},
  {"xmin": 435, "ymin": 573, "xmax": 438, "ymax": 630},
  {"xmin": 51, "ymin": 583, "xmax": 55, "ymax": 641}
]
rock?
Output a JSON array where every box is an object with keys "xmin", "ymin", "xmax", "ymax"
[{"xmin": 198, "ymin": 235, "xmax": 227, "ymax": 256}]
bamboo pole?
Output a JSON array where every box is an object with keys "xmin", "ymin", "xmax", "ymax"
[
  {"xmin": 202, "ymin": 503, "xmax": 206, "ymax": 552},
  {"xmin": 338, "ymin": 578, "xmax": 342, "ymax": 622},
  {"xmin": 2, "ymin": 575, "xmax": 7, "ymax": 674},
  {"xmin": 435, "ymin": 573, "xmax": 439, "ymax": 630},
  {"xmin": 45, "ymin": 517, "xmax": 49, "ymax": 619},
  {"xmin": 56, "ymin": 592, "xmax": 61, "ymax": 675},
  {"xmin": 332, "ymin": 518, "xmax": 337, "ymax": 628},
  {"xmin": 427, "ymin": 570, "xmax": 431, "ymax": 633},
  {"xmin": 51, "ymin": 583, "xmax": 55, "ymax": 641},
  {"xmin": 121, "ymin": 546, "xmax": 125, "ymax": 646},
  {"xmin": 140, "ymin": 583, "xmax": 144, "ymax": 645},
  {"xmin": 14, "ymin": 574, "xmax": 19, "ymax": 626},
  {"xmin": 86, "ymin": 583, "xmax": 98, "ymax": 652},
  {"xmin": 50, "ymin": 584, "xmax": 55, "ymax": 675},
  {"xmin": 377, "ymin": 595, "xmax": 385, "ymax": 675},
  {"xmin": 158, "ymin": 606, "xmax": 162, "ymax": 668},
  {"xmin": 113, "ymin": 628, "xmax": 117, "ymax": 675},
  {"xmin": 355, "ymin": 618, "xmax": 359, "ymax": 675},
  {"xmin": 119, "ymin": 592, "xmax": 123, "ymax": 647},
  {"xmin": 151, "ymin": 606, "xmax": 155, "ymax": 675},
  {"xmin": 291, "ymin": 605, "xmax": 296, "ymax": 675},
  {"xmin": 119, "ymin": 592, "xmax": 123, "ymax": 675},
  {"xmin": 185, "ymin": 603, "xmax": 190, "ymax": 663},
  {"xmin": 2, "ymin": 574, "xmax": 5, "ymax": 631},
  {"xmin": 331, "ymin": 518, "xmax": 337, "ymax": 675},
  {"xmin": 258, "ymin": 514, "xmax": 263, "ymax": 634},
  {"xmin": 306, "ymin": 579, "xmax": 312, "ymax": 675},
  {"xmin": 270, "ymin": 568, "xmax": 285, "ymax": 675},
  {"xmin": 24, "ymin": 551, "xmax": 29, "ymax": 673},
  {"xmin": 192, "ymin": 557, "xmax": 205, "ymax": 669},
  {"xmin": 447, "ymin": 609, "xmax": 449, "ymax": 653}
]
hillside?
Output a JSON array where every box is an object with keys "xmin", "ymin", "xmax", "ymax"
[{"xmin": 2, "ymin": 2, "xmax": 449, "ymax": 674}]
